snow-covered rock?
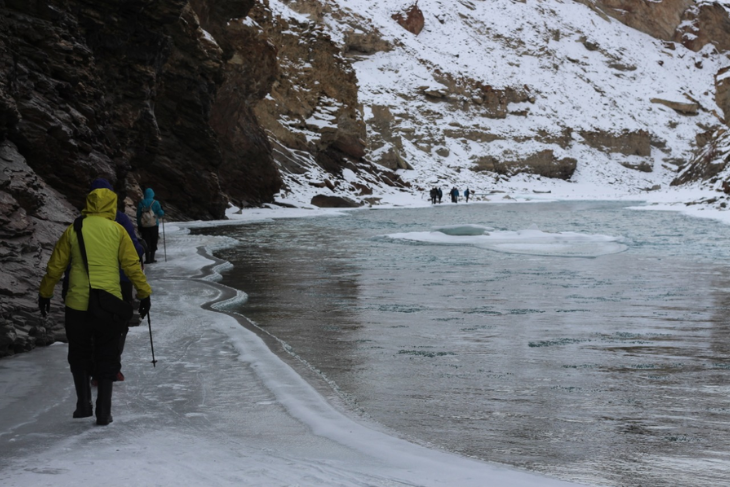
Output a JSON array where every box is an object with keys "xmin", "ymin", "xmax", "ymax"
[{"xmin": 252, "ymin": 0, "xmax": 730, "ymax": 208}]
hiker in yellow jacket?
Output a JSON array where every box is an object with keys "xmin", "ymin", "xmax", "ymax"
[{"xmin": 39, "ymin": 187, "xmax": 152, "ymax": 426}]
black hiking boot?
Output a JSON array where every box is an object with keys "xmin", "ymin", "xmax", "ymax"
[
  {"xmin": 71, "ymin": 370, "xmax": 93, "ymax": 418},
  {"xmin": 95, "ymin": 379, "xmax": 114, "ymax": 426}
]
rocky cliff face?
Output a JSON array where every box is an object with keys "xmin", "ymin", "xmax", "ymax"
[
  {"xmin": 190, "ymin": 0, "xmax": 283, "ymax": 208},
  {"xmin": 0, "ymin": 140, "xmax": 75, "ymax": 355},
  {"xmin": 0, "ymin": 0, "xmax": 237, "ymax": 220},
  {"xmin": 242, "ymin": 0, "xmax": 410, "ymax": 202},
  {"xmin": 0, "ymin": 0, "xmax": 281, "ymax": 356}
]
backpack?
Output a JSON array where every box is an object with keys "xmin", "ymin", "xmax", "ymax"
[{"xmin": 140, "ymin": 201, "xmax": 157, "ymax": 228}]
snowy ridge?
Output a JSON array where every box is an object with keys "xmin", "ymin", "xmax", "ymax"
[{"xmin": 261, "ymin": 0, "xmax": 730, "ymax": 210}]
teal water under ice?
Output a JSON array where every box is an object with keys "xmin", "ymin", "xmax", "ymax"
[{"xmin": 198, "ymin": 201, "xmax": 730, "ymax": 486}]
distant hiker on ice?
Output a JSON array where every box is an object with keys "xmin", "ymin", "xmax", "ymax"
[
  {"xmin": 464, "ymin": 188, "xmax": 470, "ymax": 202},
  {"xmin": 450, "ymin": 187, "xmax": 459, "ymax": 203},
  {"xmin": 429, "ymin": 187, "xmax": 438, "ymax": 204},
  {"xmin": 437, "ymin": 187, "xmax": 443, "ymax": 203},
  {"xmin": 136, "ymin": 188, "xmax": 165, "ymax": 264},
  {"xmin": 38, "ymin": 185, "xmax": 152, "ymax": 426}
]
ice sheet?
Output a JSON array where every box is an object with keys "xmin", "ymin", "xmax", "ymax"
[{"xmin": 388, "ymin": 224, "xmax": 627, "ymax": 258}]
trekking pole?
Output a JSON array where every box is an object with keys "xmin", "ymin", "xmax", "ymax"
[
  {"xmin": 162, "ymin": 217, "xmax": 167, "ymax": 262},
  {"xmin": 146, "ymin": 312, "xmax": 158, "ymax": 367}
]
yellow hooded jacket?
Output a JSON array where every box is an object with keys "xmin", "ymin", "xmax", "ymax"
[{"xmin": 39, "ymin": 188, "xmax": 152, "ymax": 311}]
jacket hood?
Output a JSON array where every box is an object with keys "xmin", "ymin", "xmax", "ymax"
[
  {"xmin": 82, "ymin": 188, "xmax": 117, "ymax": 220},
  {"xmin": 141, "ymin": 188, "xmax": 156, "ymax": 208}
]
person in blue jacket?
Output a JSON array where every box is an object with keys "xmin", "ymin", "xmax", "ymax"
[
  {"xmin": 136, "ymin": 188, "xmax": 165, "ymax": 264},
  {"xmin": 89, "ymin": 179, "xmax": 145, "ymax": 381},
  {"xmin": 450, "ymin": 187, "xmax": 459, "ymax": 203}
]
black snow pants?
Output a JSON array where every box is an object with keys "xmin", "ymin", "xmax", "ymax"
[
  {"xmin": 118, "ymin": 280, "xmax": 135, "ymax": 361},
  {"xmin": 140, "ymin": 225, "xmax": 159, "ymax": 262},
  {"xmin": 65, "ymin": 307, "xmax": 122, "ymax": 381}
]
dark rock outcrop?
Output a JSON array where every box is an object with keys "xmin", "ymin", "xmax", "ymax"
[
  {"xmin": 650, "ymin": 97, "xmax": 700, "ymax": 115},
  {"xmin": 427, "ymin": 73, "xmax": 533, "ymax": 120},
  {"xmin": 311, "ymin": 194, "xmax": 361, "ymax": 208},
  {"xmin": 473, "ymin": 150, "xmax": 577, "ymax": 180},
  {"xmin": 579, "ymin": 0, "xmax": 730, "ymax": 52},
  {"xmin": 392, "ymin": 3, "xmax": 425, "ymax": 36},
  {"xmin": 343, "ymin": 28, "xmax": 393, "ymax": 55},
  {"xmin": 675, "ymin": 2, "xmax": 730, "ymax": 52},
  {"xmin": 0, "ymin": 0, "xmax": 237, "ymax": 221},
  {"xmin": 716, "ymin": 66, "xmax": 730, "ymax": 123},
  {"xmin": 672, "ymin": 127, "xmax": 730, "ymax": 185},
  {"xmin": 579, "ymin": 129, "xmax": 652, "ymax": 157},
  {"xmin": 247, "ymin": 2, "xmax": 368, "ymax": 177},
  {"xmin": 189, "ymin": 0, "xmax": 283, "ymax": 207},
  {"xmin": 577, "ymin": 0, "xmax": 693, "ymax": 41}
]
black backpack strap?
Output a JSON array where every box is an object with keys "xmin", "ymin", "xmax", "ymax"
[{"xmin": 73, "ymin": 216, "xmax": 91, "ymax": 279}]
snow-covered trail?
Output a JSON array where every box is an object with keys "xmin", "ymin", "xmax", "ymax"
[{"xmin": 0, "ymin": 225, "xmax": 581, "ymax": 487}]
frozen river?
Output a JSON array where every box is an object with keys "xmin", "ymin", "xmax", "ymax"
[
  {"xmin": 200, "ymin": 201, "xmax": 730, "ymax": 487},
  {"xmin": 4, "ymin": 210, "xmax": 579, "ymax": 487}
]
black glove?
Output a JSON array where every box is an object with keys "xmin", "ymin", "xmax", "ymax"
[
  {"xmin": 39, "ymin": 295, "xmax": 51, "ymax": 317},
  {"xmin": 139, "ymin": 296, "xmax": 151, "ymax": 319}
]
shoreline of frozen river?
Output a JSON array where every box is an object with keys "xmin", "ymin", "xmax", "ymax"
[{"xmin": 2, "ymin": 186, "xmax": 730, "ymax": 486}]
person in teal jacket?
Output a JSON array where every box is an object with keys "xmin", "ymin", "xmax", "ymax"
[{"xmin": 136, "ymin": 188, "xmax": 165, "ymax": 264}]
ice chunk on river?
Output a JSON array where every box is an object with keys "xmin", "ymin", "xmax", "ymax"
[
  {"xmin": 388, "ymin": 224, "xmax": 627, "ymax": 258},
  {"xmin": 434, "ymin": 224, "xmax": 492, "ymax": 236}
]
